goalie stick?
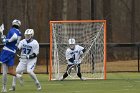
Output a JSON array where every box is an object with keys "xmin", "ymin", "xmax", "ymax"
[
  {"xmin": 79, "ymin": 23, "xmax": 104, "ymax": 62},
  {"xmin": 66, "ymin": 62, "xmax": 79, "ymax": 78}
]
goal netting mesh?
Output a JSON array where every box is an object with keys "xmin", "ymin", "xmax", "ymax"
[{"xmin": 50, "ymin": 20, "xmax": 106, "ymax": 80}]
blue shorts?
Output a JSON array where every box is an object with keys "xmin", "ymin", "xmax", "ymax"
[{"xmin": 0, "ymin": 50, "xmax": 15, "ymax": 66}]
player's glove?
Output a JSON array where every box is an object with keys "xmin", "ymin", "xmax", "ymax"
[
  {"xmin": 79, "ymin": 50, "xmax": 83, "ymax": 55},
  {"xmin": 1, "ymin": 35, "xmax": 8, "ymax": 45},
  {"xmin": 2, "ymin": 38, "xmax": 8, "ymax": 45}
]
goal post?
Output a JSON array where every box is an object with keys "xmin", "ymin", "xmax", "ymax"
[{"xmin": 49, "ymin": 20, "xmax": 107, "ymax": 80}]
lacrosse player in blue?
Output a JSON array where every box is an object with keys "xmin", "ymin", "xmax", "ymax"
[{"xmin": 0, "ymin": 19, "xmax": 22, "ymax": 92}]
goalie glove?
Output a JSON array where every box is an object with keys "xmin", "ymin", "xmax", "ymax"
[
  {"xmin": 79, "ymin": 49, "xmax": 86, "ymax": 55},
  {"xmin": 79, "ymin": 50, "xmax": 83, "ymax": 55},
  {"xmin": 74, "ymin": 60, "xmax": 79, "ymax": 64}
]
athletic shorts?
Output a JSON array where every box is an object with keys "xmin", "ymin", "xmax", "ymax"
[
  {"xmin": 16, "ymin": 58, "xmax": 37, "ymax": 73},
  {"xmin": 0, "ymin": 50, "xmax": 15, "ymax": 66}
]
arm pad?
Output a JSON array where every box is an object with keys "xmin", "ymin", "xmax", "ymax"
[
  {"xmin": 28, "ymin": 53, "xmax": 37, "ymax": 59},
  {"xmin": 8, "ymin": 33, "xmax": 18, "ymax": 42}
]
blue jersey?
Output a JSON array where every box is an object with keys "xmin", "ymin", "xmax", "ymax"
[
  {"xmin": 5, "ymin": 27, "xmax": 22, "ymax": 51},
  {"xmin": 0, "ymin": 27, "xmax": 22, "ymax": 66}
]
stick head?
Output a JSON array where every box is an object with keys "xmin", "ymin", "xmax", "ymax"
[{"xmin": 0, "ymin": 24, "xmax": 4, "ymax": 35}]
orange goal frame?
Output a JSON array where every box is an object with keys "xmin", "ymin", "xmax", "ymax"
[{"xmin": 49, "ymin": 20, "xmax": 107, "ymax": 80}]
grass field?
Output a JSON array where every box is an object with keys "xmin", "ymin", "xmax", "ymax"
[{"xmin": 1, "ymin": 73, "xmax": 140, "ymax": 93}]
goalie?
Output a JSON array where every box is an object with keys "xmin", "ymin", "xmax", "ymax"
[
  {"xmin": 60, "ymin": 38, "xmax": 86, "ymax": 81},
  {"xmin": 9, "ymin": 29, "xmax": 41, "ymax": 91}
]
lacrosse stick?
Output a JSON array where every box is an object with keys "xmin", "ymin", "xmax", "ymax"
[
  {"xmin": 16, "ymin": 54, "xmax": 28, "ymax": 62},
  {"xmin": 67, "ymin": 61, "xmax": 79, "ymax": 78},
  {"xmin": 16, "ymin": 54, "xmax": 21, "ymax": 58}
]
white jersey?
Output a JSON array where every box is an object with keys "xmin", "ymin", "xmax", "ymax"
[
  {"xmin": 18, "ymin": 39, "xmax": 39, "ymax": 62},
  {"xmin": 16, "ymin": 39, "xmax": 39, "ymax": 73},
  {"xmin": 66, "ymin": 45, "xmax": 84, "ymax": 65}
]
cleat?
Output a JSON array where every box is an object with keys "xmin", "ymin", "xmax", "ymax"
[
  {"xmin": 36, "ymin": 83, "xmax": 41, "ymax": 91},
  {"xmin": 9, "ymin": 86, "xmax": 15, "ymax": 91},
  {"xmin": 37, "ymin": 87, "xmax": 41, "ymax": 91},
  {"xmin": 59, "ymin": 77, "xmax": 64, "ymax": 81},
  {"xmin": 60, "ymin": 78, "xmax": 64, "ymax": 81},
  {"xmin": 80, "ymin": 77, "xmax": 86, "ymax": 81},
  {"xmin": 17, "ymin": 75, "xmax": 24, "ymax": 86}
]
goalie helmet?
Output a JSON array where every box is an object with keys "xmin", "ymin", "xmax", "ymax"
[
  {"xmin": 12, "ymin": 19, "xmax": 21, "ymax": 27},
  {"xmin": 68, "ymin": 38, "xmax": 75, "ymax": 44},
  {"xmin": 24, "ymin": 29, "xmax": 34, "ymax": 40},
  {"xmin": 68, "ymin": 38, "xmax": 75, "ymax": 50}
]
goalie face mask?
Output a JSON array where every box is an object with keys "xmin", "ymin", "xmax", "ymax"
[
  {"xmin": 68, "ymin": 38, "xmax": 76, "ymax": 50},
  {"xmin": 69, "ymin": 44, "xmax": 75, "ymax": 50}
]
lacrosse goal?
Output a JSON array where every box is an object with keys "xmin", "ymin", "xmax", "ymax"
[{"xmin": 49, "ymin": 20, "xmax": 106, "ymax": 80}]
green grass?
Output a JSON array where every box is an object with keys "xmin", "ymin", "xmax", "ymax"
[{"xmin": 1, "ymin": 73, "xmax": 140, "ymax": 93}]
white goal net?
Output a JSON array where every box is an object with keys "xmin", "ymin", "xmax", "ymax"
[{"xmin": 50, "ymin": 20, "xmax": 106, "ymax": 80}]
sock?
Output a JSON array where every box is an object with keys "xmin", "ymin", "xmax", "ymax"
[
  {"xmin": 77, "ymin": 73, "xmax": 82, "ymax": 78},
  {"xmin": 12, "ymin": 76, "xmax": 17, "ymax": 86},
  {"xmin": 28, "ymin": 71, "xmax": 39, "ymax": 84},
  {"xmin": 2, "ymin": 64, "xmax": 8, "ymax": 88},
  {"xmin": 63, "ymin": 72, "xmax": 68, "ymax": 79}
]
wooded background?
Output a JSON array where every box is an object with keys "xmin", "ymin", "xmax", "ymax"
[{"xmin": 0, "ymin": 0, "xmax": 140, "ymax": 67}]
